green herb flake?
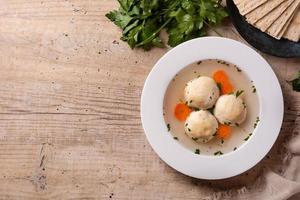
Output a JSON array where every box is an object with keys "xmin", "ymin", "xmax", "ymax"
[
  {"xmin": 244, "ymin": 133, "xmax": 252, "ymax": 141},
  {"xmin": 195, "ymin": 149, "xmax": 200, "ymax": 154},
  {"xmin": 221, "ymin": 139, "xmax": 224, "ymax": 144},
  {"xmin": 235, "ymin": 66, "xmax": 242, "ymax": 72},
  {"xmin": 217, "ymin": 83, "xmax": 222, "ymax": 91},
  {"xmin": 189, "ymin": 100, "xmax": 193, "ymax": 104},
  {"xmin": 188, "ymin": 128, "xmax": 191, "ymax": 132},
  {"xmin": 224, "ymin": 121, "xmax": 231, "ymax": 126},
  {"xmin": 173, "ymin": 137, "xmax": 178, "ymax": 140},
  {"xmin": 233, "ymin": 147, "xmax": 237, "ymax": 151},
  {"xmin": 242, "ymin": 102, "xmax": 247, "ymax": 109},
  {"xmin": 252, "ymin": 85, "xmax": 257, "ymax": 93},
  {"xmin": 192, "ymin": 137, "xmax": 198, "ymax": 141},
  {"xmin": 167, "ymin": 124, "xmax": 171, "ymax": 132},
  {"xmin": 254, "ymin": 117, "xmax": 260, "ymax": 128},
  {"xmin": 214, "ymin": 151, "xmax": 223, "ymax": 156},
  {"xmin": 235, "ymin": 123, "xmax": 239, "ymax": 127},
  {"xmin": 212, "ymin": 132, "xmax": 217, "ymax": 136},
  {"xmin": 235, "ymin": 90, "xmax": 244, "ymax": 98}
]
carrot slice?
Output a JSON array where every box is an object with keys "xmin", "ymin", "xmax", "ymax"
[
  {"xmin": 174, "ymin": 103, "xmax": 192, "ymax": 121},
  {"xmin": 213, "ymin": 70, "xmax": 234, "ymax": 94},
  {"xmin": 217, "ymin": 124, "xmax": 231, "ymax": 140}
]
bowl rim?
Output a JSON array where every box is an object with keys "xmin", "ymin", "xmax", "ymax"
[{"xmin": 140, "ymin": 36, "xmax": 284, "ymax": 180}]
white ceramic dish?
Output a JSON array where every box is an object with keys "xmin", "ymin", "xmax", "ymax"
[{"xmin": 140, "ymin": 37, "xmax": 284, "ymax": 180}]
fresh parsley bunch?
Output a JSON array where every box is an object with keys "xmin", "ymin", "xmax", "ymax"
[{"xmin": 106, "ymin": 0, "xmax": 228, "ymax": 50}]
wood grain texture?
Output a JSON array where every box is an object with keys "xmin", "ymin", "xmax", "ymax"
[{"xmin": 0, "ymin": 0, "xmax": 299, "ymax": 199}]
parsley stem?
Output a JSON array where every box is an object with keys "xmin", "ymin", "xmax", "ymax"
[
  {"xmin": 203, "ymin": 21, "xmax": 223, "ymax": 37},
  {"xmin": 136, "ymin": 17, "xmax": 173, "ymax": 47}
]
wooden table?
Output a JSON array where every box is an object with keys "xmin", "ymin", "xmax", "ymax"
[{"xmin": 0, "ymin": 1, "xmax": 299, "ymax": 199}]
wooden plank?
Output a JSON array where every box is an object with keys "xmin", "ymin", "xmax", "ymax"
[{"xmin": 0, "ymin": 0, "xmax": 298, "ymax": 199}]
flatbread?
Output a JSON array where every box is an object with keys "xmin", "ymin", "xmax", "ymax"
[
  {"xmin": 267, "ymin": 0, "xmax": 300, "ymax": 38},
  {"xmin": 275, "ymin": 11, "xmax": 297, "ymax": 39},
  {"xmin": 283, "ymin": 9, "xmax": 300, "ymax": 42},
  {"xmin": 233, "ymin": 0, "xmax": 247, "ymax": 5},
  {"xmin": 245, "ymin": 0, "xmax": 286, "ymax": 24},
  {"xmin": 236, "ymin": 0, "xmax": 268, "ymax": 16},
  {"xmin": 254, "ymin": 0, "xmax": 295, "ymax": 32}
]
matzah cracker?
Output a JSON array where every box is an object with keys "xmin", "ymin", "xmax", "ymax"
[
  {"xmin": 267, "ymin": 0, "xmax": 300, "ymax": 38},
  {"xmin": 236, "ymin": 0, "xmax": 268, "ymax": 16},
  {"xmin": 254, "ymin": 0, "xmax": 295, "ymax": 32},
  {"xmin": 275, "ymin": 11, "xmax": 297, "ymax": 39},
  {"xmin": 245, "ymin": 0, "xmax": 285, "ymax": 24},
  {"xmin": 283, "ymin": 9, "xmax": 300, "ymax": 41}
]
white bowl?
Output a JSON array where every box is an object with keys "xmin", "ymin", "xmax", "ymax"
[{"xmin": 140, "ymin": 37, "xmax": 284, "ymax": 180}]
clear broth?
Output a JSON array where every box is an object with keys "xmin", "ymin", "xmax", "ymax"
[{"xmin": 163, "ymin": 59, "xmax": 260, "ymax": 155}]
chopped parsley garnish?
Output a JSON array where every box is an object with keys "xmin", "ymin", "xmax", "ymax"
[
  {"xmin": 233, "ymin": 147, "xmax": 237, "ymax": 151},
  {"xmin": 217, "ymin": 83, "xmax": 222, "ymax": 91},
  {"xmin": 188, "ymin": 128, "xmax": 191, "ymax": 132},
  {"xmin": 235, "ymin": 90, "xmax": 244, "ymax": 98},
  {"xmin": 244, "ymin": 133, "xmax": 252, "ymax": 141},
  {"xmin": 173, "ymin": 137, "xmax": 178, "ymax": 140},
  {"xmin": 235, "ymin": 66, "xmax": 242, "ymax": 72},
  {"xmin": 167, "ymin": 124, "xmax": 171, "ymax": 132},
  {"xmin": 212, "ymin": 132, "xmax": 217, "ymax": 136},
  {"xmin": 214, "ymin": 151, "xmax": 223, "ymax": 156},
  {"xmin": 221, "ymin": 139, "xmax": 224, "ymax": 144},
  {"xmin": 192, "ymin": 137, "xmax": 198, "ymax": 141},
  {"xmin": 189, "ymin": 100, "xmax": 193, "ymax": 104},
  {"xmin": 252, "ymin": 85, "xmax": 256, "ymax": 93},
  {"xmin": 242, "ymin": 102, "xmax": 247, "ymax": 109},
  {"xmin": 195, "ymin": 149, "xmax": 200, "ymax": 154},
  {"xmin": 197, "ymin": 61, "xmax": 202, "ymax": 65},
  {"xmin": 235, "ymin": 123, "xmax": 240, "ymax": 127},
  {"xmin": 185, "ymin": 123, "xmax": 188, "ymax": 127},
  {"xmin": 219, "ymin": 61, "xmax": 229, "ymax": 66},
  {"xmin": 254, "ymin": 117, "xmax": 260, "ymax": 128},
  {"xmin": 224, "ymin": 122, "xmax": 231, "ymax": 126}
]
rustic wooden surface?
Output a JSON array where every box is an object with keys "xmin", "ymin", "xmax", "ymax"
[{"xmin": 0, "ymin": 0, "xmax": 299, "ymax": 199}]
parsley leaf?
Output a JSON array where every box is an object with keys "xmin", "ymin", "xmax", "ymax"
[{"xmin": 235, "ymin": 90, "xmax": 244, "ymax": 98}]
